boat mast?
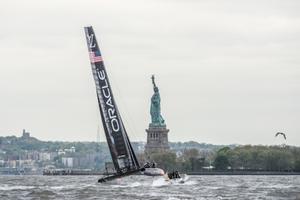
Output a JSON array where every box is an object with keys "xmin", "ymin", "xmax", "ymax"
[{"xmin": 84, "ymin": 26, "xmax": 139, "ymax": 174}]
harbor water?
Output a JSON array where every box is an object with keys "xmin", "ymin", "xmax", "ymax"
[{"xmin": 0, "ymin": 175, "xmax": 299, "ymax": 200}]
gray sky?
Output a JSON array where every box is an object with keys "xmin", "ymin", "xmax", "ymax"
[{"xmin": 0, "ymin": 0, "xmax": 299, "ymax": 145}]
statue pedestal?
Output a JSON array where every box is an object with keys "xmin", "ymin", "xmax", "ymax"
[{"xmin": 145, "ymin": 124, "xmax": 170, "ymax": 155}]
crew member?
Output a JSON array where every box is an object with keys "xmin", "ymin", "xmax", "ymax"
[{"xmin": 151, "ymin": 162, "xmax": 156, "ymax": 168}]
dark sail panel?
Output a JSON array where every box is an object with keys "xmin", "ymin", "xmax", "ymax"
[{"xmin": 84, "ymin": 26, "xmax": 139, "ymax": 173}]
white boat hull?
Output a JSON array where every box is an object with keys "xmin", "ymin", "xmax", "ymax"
[{"xmin": 142, "ymin": 168, "xmax": 165, "ymax": 176}]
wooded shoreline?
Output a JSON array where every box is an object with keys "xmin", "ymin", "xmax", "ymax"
[{"xmin": 187, "ymin": 171, "xmax": 300, "ymax": 175}]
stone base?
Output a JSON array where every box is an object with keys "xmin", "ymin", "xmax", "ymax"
[{"xmin": 145, "ymin": 125, "xmax": 170, "ymax": 155}]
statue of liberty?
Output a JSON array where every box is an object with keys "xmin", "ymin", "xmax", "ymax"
[{"xmin": 150, "ymin": 75, "xmax": 165, "ymax": 126}]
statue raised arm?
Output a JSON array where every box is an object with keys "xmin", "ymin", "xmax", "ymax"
[{"xmin": 151, "ymin": 75, "xmax": 157, "ymax": 90}]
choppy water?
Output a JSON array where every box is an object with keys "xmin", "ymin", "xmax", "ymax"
[{"xmin": 0, "ymin": 175, "xmax": 299, "ymax": 200}]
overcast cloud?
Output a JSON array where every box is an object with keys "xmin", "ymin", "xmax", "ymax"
[{"xmin": 0, "ymin": 0, "xmax": 299, "ymax": 145}]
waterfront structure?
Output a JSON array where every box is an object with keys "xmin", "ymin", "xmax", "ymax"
[{"xmin": 145, "ymin": 75, "xmax": 170, "ymax": 154}]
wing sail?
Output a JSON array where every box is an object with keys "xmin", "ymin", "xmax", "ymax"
[{"xmin": 84, "ymin": 26, "xmax": 139, "ymax": 174}]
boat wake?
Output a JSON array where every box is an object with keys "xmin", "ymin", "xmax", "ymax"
[
  {"xmin": 152, "ymin": 177, "xmax": 169, "ymax": 187},
  {"xmin": 111, "ymin": 182, "xmax": 142, "ymax": 188},
  {"xmin": 0, "ymin": 185, "xmax": 35, "ymax": 191},
  {"xmin": 107, "ymin": 175, "xmax": 195, "ymax": 188}
]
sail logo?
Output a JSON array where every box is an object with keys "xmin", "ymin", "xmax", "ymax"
[
  {"xmin": 87, "ymin": 33, "xmax": 96, "ymax": 48},
  {"xmin": 96, "ymin": 68, "xmax": 120, "ymax": 133}
]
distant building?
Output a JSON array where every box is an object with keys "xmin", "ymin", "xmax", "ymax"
[
  {"xmin": 25, "ymin": 151, "xmax": 39, "ymax": 161},
  {"xmin": 64, "ymin": 146, "xmax": 75, "ymax": 153},
  {"xmin": 62, "ymin": 157, "xmax": 73, "ymax": 168},
  {"xmin": 7, "ymin": 160, "xmax": 17, "ymax": 168},
  {"xmin": 0, "ymin": 160, "xmax": 4, "ymax": 167},
  {"xmin": 58, "ymin": 149, "xmax": 65, "ymax": 155},
  {"xmin": 22, "ymin": 129, "xmax": 30, "ymax": 138},
  {"xmin": 39, "ymin": 153, "xmax": 51, "ymax": 161},
  {"xmin": 50, "ymin": 152, "xmax": 58, "ymax": 160},
  {"xmin": 17, "ymin": 159, "xmax": 35, "ymax": 168}
]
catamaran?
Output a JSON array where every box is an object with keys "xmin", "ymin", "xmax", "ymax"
[
  {"xmin": 84, "ymin": 26, "xmax": 142, "ymax": 182},
  {"xmin": 84, "ymin": 26, "xmax": 185, "ymax": 183}
]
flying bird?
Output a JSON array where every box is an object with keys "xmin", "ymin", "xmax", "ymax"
[{"xmin": 275, "ymin": 132, "xmax": 286, "ymax": 140}]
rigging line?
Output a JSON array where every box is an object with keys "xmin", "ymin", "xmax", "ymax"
[
  {"xmin": 107, "ymin": 66, "xmax": 140, "ymax": 143},
  {"xmin": 96, "ymin": 124, "xmax": 101, "ymax": 143},
  {"xmin": 110, "ymin": 81, "xmax": 139, "ymax": 142},
  {"xmin": 94, "ymin": 94, "xmax": 105, "ymax": 143}
]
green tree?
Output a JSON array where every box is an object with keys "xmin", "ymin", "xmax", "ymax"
[
  {"xmin": 151, "ymin": 151, "xmax": 177, "ymax": 171},
  {"xmin": 214, "ymin": 147, "xmax": 231, "ymax": 170},
  {"xmin": 294, "ymin": 159, "xmax": 300, "ymax": 172},
  {"xmin": 214, "ymin": 153, "xmax": 229, "ymax": 170}
]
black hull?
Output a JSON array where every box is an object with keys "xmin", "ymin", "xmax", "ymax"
[{"xmin": 98, "ymin": 169, "xmax": 142, "ymax": 183}]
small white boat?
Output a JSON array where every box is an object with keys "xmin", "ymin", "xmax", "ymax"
[
  {"xmin": 142, "ymin": 167, "xmax": 165, "ymax": 176},
  {"xmin": 164, "ymin": 173, "xmax": 188, "ymax": 184}
]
